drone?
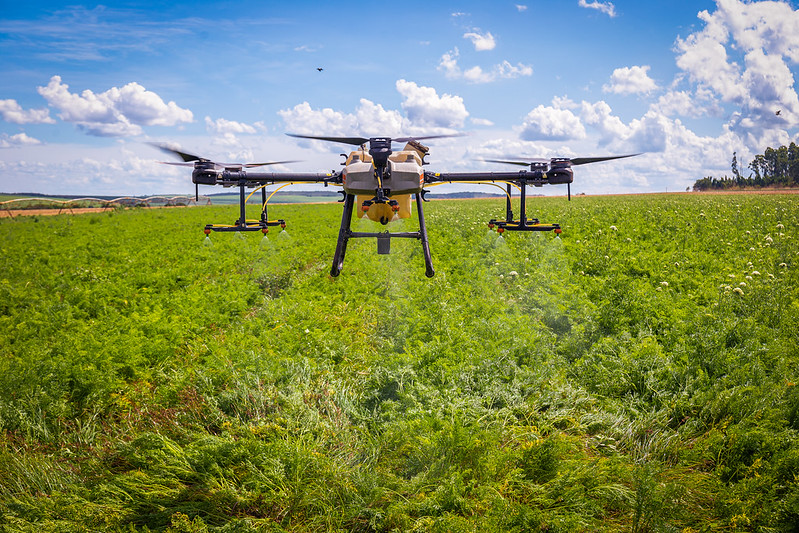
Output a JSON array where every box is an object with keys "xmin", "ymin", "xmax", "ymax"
[{"xmin": 153, "ymin": 136, "xmax": 637, "ymax": 277}]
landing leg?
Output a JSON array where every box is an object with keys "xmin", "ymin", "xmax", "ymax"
[
  {"xmin": 331, "ymin": 193, "xmax": 355, "ymax": 277},
  {"xmin": 415, "ymin": 192, "xmax": 435, "ymax": 278}
]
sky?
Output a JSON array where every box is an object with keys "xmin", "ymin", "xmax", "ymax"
[{"xmin": 1, "ymin": 0, "xmax": 798, "ymax": 197}]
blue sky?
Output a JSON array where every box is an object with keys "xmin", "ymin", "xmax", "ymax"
[{"xmin": 1, "ymin": 0, "xmax": 798, "ymax": 196}]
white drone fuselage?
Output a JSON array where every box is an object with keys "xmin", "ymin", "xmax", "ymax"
[{"xmin": 341, "ymin": 142, "xmax": 425, "ymax": 222}]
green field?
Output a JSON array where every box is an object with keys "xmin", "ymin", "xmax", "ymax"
[{"xmin": 1, "ymin": 194, "xmax": 798, "ymax": 532}]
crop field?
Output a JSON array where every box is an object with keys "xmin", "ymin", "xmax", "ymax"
[{"xmin": 1, "ymin": 194, "xmax": 798, "ymax": 532}]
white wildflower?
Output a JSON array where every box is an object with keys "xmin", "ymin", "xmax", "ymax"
[
  {"xmin": 610, "ymin": 225, "xmax": 618, "ymax": 231},
  {"xmin": 509, "ymin": 271, "xmax": 518, "ymax": 277},
  {"xmin": 660, "ymin": 281, "xmax": 669, "ymax": 287},
  {"xmin": 739, "ymin": 282, "xmax": 747, "ymax": 287},
  {"xmin": 733, "ymin": 287, "xmax": 744, "ymax": 295},
  {"xmin": 751, "ymin": 271, "xmax": 760, "ymax": 276}
]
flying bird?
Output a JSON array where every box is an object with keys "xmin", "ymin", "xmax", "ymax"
[
  {"xmin": 317, "ymin": 67, "xmax": 323, "ymax": 72},
  {"xmin": 776, "ymin": 110, "xmax": 781, "ymax": 116}
]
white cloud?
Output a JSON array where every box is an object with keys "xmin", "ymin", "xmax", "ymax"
[
  {"xmin": 515, "ymin": 5, "xmax": 528, "ymax": 12},
  {"xmin": 463, "ymin": 31, "xmax": 496, "ymax": 51},
  {"xmin": 674, "ymin": 0, "xmax": 799, "ymax": 143},
  {"xmin": 396, "ymin": 79, "xmax": 469, "ymax": 130},
  {"xmin": 580, "ymin": 100, "xmax": 631, "ymax": 145},
  {"xmin": 438, "ymin": 48, "xmax": 532, "ymax": 84},
  {"xmin": 470, "ymin": 117, "xmax": 494, "ymax": 126},
  {"xmin": 36, "ymin": 76, "xmax": 193, "ymax": 137},
  {"xmin": 653, "ymin": 90, "xmax": 702, "ymax": 117},
  {"xmin": 578, "ymin": 0, "xmax": 616, "ymax": 18},
  {"xmin": 354, "ymin": 99, "xmax": 405, "ymax": 136},
  {"xmin": 0, "ymin": 132, "xmax": 42, "ymax": 148},
  {"xmin": 278, "ymin": 98, "xmax": 405, "ymax": 138},
  {"xmin": 278, "ymin": 81, "xmax": 469, "ymax": 141},
  {"xmin": 603, "ymin": 65, "xmax": 657, "ymax": 95},
  {"xmin": 520, "ymin": 105, "xmax": 586, "ymax": 141},
  {"xmin": 0, "ymin": 99, "xmax": 55, "ymax": 124},
  {"xmin": 278, "ymin": 101, "xmax": 359, "ymax": 138},
  {"xmin": 204, "ymin": 116, "xmax": 262, "ymax": 135}
]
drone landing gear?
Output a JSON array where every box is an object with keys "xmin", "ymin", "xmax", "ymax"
[
  {"xmin": 489, "ymin": 182, "xmax": 562, "ymax": 234},
  {"xmin": 331, "ymin": 192, "xmax": 435, "ymax": 278},
  {"xmin": 203, "ymin": 180, "xmax": 286, "ymax": 234}
]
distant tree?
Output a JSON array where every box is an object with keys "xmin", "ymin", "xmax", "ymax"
[
  {"xmin": 696, "ymin": 143, "xmax": 799, "ymax": 191},
  {"xmin": 731, "ymin": 152, "xmax": 743, "ymax": 185}
]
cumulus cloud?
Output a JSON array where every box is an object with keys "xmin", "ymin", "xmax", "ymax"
[
  {"xmin": 603, "ymin": 65, "xmax": 658, "ymax": 95},
  {"xmin": 0, "ymin": 132, "xmax": 42, "ymax": 148},
  {"xmin": 278, "ymin": 81, "xmax": 468, "ymax": 144},
  {"xmin": 653, "ymin": 90, "xmax": 696, "ymax": 117},
  {"xmin": 204, "ymin": 116, "xmax": 264, "ymax": 135},
  {"xmin": 0, "ymin": 99, "xmax": 55, "ymax": 124},
  {"xmin": 520, "ymin": 104, "xmax": 586, "ymax": 141},
  {"xmin": 396, "ymin": 79, "xmax": 469, "ymax": 129},
  {"xmin": 278, "ymin": 99, "xmax": 406, "ymax": 138},
  {"xmin": 355, "ymin": 99, "xmax": 405, "ymax": 136},
  {"xmin": 470, "ymin": 117, "xmax": 495, "ymax": 126},
  {"xmin": 578, "ymin": 0, "xmax": 616, "ymax": 18},
  {"xmin": 674, "ymin": 0, "xmax": 799, "ymax": 143},
  {"xmin": 516, "ymin": 5, "xmax": 528, "ymax": 12},
  {"xmin": 278, "ymin": 101, "xmax": 359, "ymax": 138},
  {"xmin": 463, "ymin": 31, "xmax": 496, "ymax": 51},
  {"xmin": 36, "ymin": 76, "xmax": 193, "ymax": 137},
  {"xmin": 438, "ymin": 48, "xmax": 532, "ymax": 84}
]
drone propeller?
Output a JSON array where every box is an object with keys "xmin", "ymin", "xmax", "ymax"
[
  {"xmin": 286, "ymin": 133, "xmax": 464, "ymax": 146},
  {"xmin": 149, "ymin": 142, "xmax": 299, "ymax": 201},
  {"xmin": 570, "ymin": 154, "xmax": 640, "ymax": 166},
  {"xmin": 150, "ymin": 142, "xmax": 298, "ymax": 170},
  {"xmin": 484, "ymin": 154, "xmax": 639, "ymax": 167},
  {"xmin": 483, "ymin": 153, "xmax": 639, "ymax": 201},
  {"xmin": 483, "ymin": 158, "xmax": 546, "ymax": 166}
]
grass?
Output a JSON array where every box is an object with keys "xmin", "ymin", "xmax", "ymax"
[{"xmin": 0, "ymin": 193, "xmax": 797, "ymax": 531}]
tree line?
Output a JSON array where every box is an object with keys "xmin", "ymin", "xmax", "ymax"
[{"xmin": 693, "ymin": 142, "xmax": 799, "ymax": 191}]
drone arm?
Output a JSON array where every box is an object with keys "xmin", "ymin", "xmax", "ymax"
[
  {"xmin": 424, "ymin": 170, "xmax": 551, "ymax": 185},
  {"xmin": 201, "ymin": 170, "xmax": 343, "ymax": 187}
]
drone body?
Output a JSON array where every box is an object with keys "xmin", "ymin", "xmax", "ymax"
[{"xmin": 153, "ymin": 137, "xmax": 638, "ymax": 278}]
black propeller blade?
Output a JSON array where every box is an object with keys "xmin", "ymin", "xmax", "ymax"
[
  {"xmin": 285, "ymin": 133, "xmax": 464, "ymax": 146},
  {"xmin": 484, "ymin": 154, "xmax": 639, "ymax": 167},
  {"xmin": 150, "ymin": 142, "xmax": 298, "ymax": 169},
  {"xmin": 569, "ymin": 154, "xmax": 640, "ymax": 166},
  {"xmin": 483, "ymin": 158, "xmax": 547, "ymax": 166}
]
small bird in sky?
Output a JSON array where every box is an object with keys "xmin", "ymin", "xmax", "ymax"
[
  {"xmin": 776, "ymin": 110, "xmax": 781, "ymax": 116},
  {"xmin": 317, "ymin": 67, "xmax": 323, "ymax": 72}
]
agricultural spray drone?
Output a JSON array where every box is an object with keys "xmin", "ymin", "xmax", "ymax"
[{"xmin": 153, "ymin": 137, "xmax": 638, "ymax": 277}]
